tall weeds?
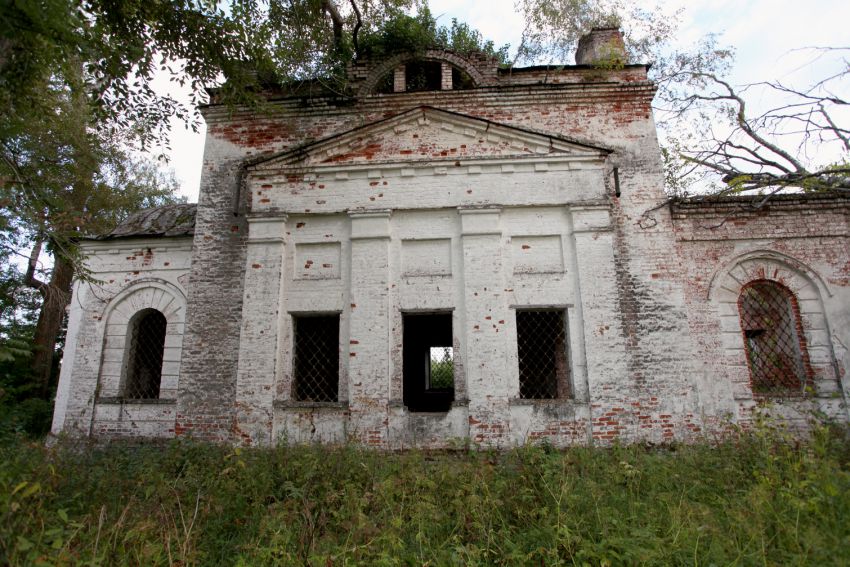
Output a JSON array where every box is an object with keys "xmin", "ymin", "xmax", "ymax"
[{"xmin": 1, "ymin": 425, "xmax": 848, "ymax": 565}]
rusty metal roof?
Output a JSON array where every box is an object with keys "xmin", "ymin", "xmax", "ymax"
[{"xmin": 97, "ymin": 203, "xmax": 197, "ymax": 240}]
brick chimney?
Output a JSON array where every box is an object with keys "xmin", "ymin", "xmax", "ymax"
[{"xmin": 575, "ymin": 27, "xmax": 627, "ymax": 66}]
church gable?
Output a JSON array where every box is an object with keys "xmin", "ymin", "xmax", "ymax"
[{"xmin": 249, "ymin": 106, "xmax": 610, "ymax": 171}]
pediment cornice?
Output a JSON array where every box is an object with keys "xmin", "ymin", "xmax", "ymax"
[{"xmin": 247, "ymin": 106, "xmax": 611, "ymax": 173}]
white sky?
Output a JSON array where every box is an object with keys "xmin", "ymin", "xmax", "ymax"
[{"xmin": 159, "ymin": 0, "xmax": 850, "ymax": 202}]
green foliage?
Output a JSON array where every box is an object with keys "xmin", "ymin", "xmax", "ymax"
[
  {"xmin": 429, "ymin": 358, "xmax": 454, "ymax": 389},
  {"xmin": 435, "ymin": 19, "xmax": 511, "ymax": 64},
  {"xmin": 0, "ymin": 0, "xmax": 260, "ymax": 148},
  {"xmin": 0, "ymin": 243, "xmax": 41, "ymax": 434},
  {"xmin": 1, "ymin": 1, "xmax": 187, "ymax": 432},
  {"xmin": 0, "ymin": 283, "xmax": 48, "ymax": 437},
  {"xmin": 359, "ymin": 7, "xmax": 510, "ymax": 64},
  {"xmin": 1, "ymin": 426, "xmax": 849, "ymax": 565},
  {"xmin": 359, "ymin": 6, "xmax": 440, "ymax": 58}
]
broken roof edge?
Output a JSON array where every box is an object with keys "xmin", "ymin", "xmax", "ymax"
[
  {"xmin": 499, "ymin": 63, "xmax": 650, "ymax": 74},
  {"xmin": 670, "ymin": 191, "xmax": 850, "ymax": 211},
  {"xmin": 87, "ymin": 203, "xmax": 197, "ymax": 241},
  {"xmin": 201, "ymin": 63, "xmax": 652, "ymax": 109}
]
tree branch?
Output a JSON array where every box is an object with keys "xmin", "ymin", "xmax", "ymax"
[
  {"xmin": 321, "ymin": 0, "xmax": 345, "ymax": 54},
  {"xmin": 24, "ymin": 238, "xmax": 46, "ymax": 293},
  {"xmin": 349, "ymin": 0, "xmax": 363, "ymax": 58}
]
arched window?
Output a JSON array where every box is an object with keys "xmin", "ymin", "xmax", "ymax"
[
  {"xmin": 124, "ymin": 308, "xmax": 167, "ymax": 399},
  {"xmin": 738, "ymin": 281, "xmax": 810, "ymax": 395}
]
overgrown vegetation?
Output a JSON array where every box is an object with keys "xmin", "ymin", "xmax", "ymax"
[
  {"xmin": 358, "ymin": 7, "xmax": 510, "ymax": 64},
  {"xmin": 2, "ymin": 424, "xmax": 849, "ymax": 565}
]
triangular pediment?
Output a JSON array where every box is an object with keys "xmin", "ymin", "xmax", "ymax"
[{"xmin": 248, "ymin": 106, "xmax": 611, "ymax": 171}]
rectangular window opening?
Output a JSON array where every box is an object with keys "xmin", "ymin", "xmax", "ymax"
[
  {"xmin": 292, "ymin": 314, "xmax": 340, "ymax": 402},
  {"xmin": 516, "ymin": 310, "xmax": 570, "ymax": 400},
  {"xmin": 403, "ymin": 313, "xmax": 454, "ymax": 412}
]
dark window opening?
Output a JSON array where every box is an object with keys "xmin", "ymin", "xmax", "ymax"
[
  {"xmin": 452, "ymin": 67, "xmax": 475, "ymax": 90},
  {"xmin": 293, "ymin": 314, "xmax": 340, "ymax": 402},
  {"xmin": 125, "ymin": 308, "xmax": 166, "ymax": 399},
  {"xmin": 403, "ymin": 313, "xmax": 454, "ymax": 412},
  {"xmin": 516, "ymin": 310, "xmax": 570, "ymax": 399},
  {"xmin": 375, "ymin": 71, "xmax": 395, "ymax": 94},
  {"xmin": 738, "ymin": 281, "xmax": 809, "ymax": 394},
  {"xmin": 405, "ymin": 60, "xmax": 442, "ymax": 92},
  {"xmin": 373, "ymin": 61, "xmax": 474, "ymax": 94}
]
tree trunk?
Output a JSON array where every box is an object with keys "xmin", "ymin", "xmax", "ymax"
[{"xmin": 31, "ymin": 254, "xmax": 74, "ymax": 398}]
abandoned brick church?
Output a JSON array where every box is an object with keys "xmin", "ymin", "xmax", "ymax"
[{"xmin": 52, "ymin": 29, "xmax": 850, "ymax": 447}]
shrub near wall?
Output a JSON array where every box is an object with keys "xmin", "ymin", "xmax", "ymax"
[{"xmin": 2, "ymin": 426, "xmax": 850, "ymax": 565}]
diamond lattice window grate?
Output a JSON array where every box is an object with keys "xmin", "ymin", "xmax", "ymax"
[
  {"xmin": 428, "ymin": 347, "xmax": 454, "ymax": 389},
  {"xmin": 293, "ymin": 315, "xmax": 340, "ymax": 402},
  {"xmin": 125, "ymin": 309, "xmax": 166, "ymax": 399},
  {"xmin": 516, "ymin": 310, "xmax": 569, "ymax": 399},
  {"xmin": 738, "ymin": 282, "xmax": 808, "ymax": 395}
]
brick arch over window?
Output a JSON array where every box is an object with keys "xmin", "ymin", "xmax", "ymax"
[
  {"xmin": 97, "ymin": 280, "xmax": 187, "ymax": 401},
  {"xmin": 357, "ymin": 50, "xmax": 493, "ymax": 96},
  {"xmin": 708, "ymin": 251, "xmax": 838, "ymax": 400}
]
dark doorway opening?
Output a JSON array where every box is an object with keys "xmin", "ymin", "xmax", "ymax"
[{"xmin": 403, "ymin": 313, "xmax": 454, "ymax": 412}]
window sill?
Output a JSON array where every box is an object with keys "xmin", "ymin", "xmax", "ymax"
[
  {"xmin": 509, "ymin": 397, "xmax": 577, "ymax": 406},
  {"xmin": 389, "ymin": 399, "xmax": 469, "ymax": 412},
  {"xmin": 96, "ymin": 397, "xmax": 176, "ymax": 405},
  {"xmin": 734, "ymin": 392, "xmax": 817, "ymax": 401},
  {"xmin": 273, "ymin": 400, "xmax": 349, "ymax": 410}
]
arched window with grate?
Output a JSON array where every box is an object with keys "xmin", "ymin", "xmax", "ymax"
[
  {"xmin": 738, "ymin": 280, "xmax": 811, "ymax": 395},
  {"xmin": 124, "ymin": 308, "xmax": 167, "ymax": 399}
]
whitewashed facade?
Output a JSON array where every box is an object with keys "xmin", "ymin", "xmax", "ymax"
[{"xmin": 53, "ymin": 31, "xmax": 850, "ymax": 446}]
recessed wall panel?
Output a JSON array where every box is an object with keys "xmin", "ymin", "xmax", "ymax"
[
  {"xmin": 294, "ymin": 242, "xmax": 341, "ymax": 280},
  {"xmin": 402, "ymin": 239, "xmax": 452, "ymax": 277},
  {"xmin": 512, "ymin": 235, "xmax": 564, "ymax": 274}
]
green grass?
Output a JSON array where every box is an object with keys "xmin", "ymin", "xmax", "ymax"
[{"xmin": 2, "ymin": 424, "xmax": 849, "ymax": 566}]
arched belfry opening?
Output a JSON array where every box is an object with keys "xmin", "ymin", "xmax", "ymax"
[
  {"xmin": 353, "ymin": 50, "xmax": 494, "ymax": 96},
  {"xmin": 373, "ymin": 58, "xmax": 476, "ymax": 94}
]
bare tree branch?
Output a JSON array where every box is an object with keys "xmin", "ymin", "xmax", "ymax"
[
  {"xmin": 665, "ymin": 66, "xmax": 849, "ymax": 194},
  {"xmin": 349, "ymin": 0, "xmax": 363, "ymax": 57}
]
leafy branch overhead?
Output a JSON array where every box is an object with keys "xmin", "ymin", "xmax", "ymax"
[{"xmin": 1, "ymin": 0, "xmax": 191, "ymax": 395}]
